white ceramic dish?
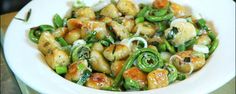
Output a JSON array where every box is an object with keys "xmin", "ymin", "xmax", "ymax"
[{"xmin": 3, "ymin": 0, "xmax": 235, "ymax": 94}]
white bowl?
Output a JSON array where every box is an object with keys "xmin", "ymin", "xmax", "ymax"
[{"xmin": 3, "ymin": 0, "xmax": 235, "ymax": 94}]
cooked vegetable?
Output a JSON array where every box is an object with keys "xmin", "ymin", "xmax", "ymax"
[
  {"xmin": 100, "ymin": 4, "xmax": 120, "ymax": 18},
  {"xmin": 90, "ymin": 50, "xmax": 111, "ymax": 74},
  {"xmin": 113, "ymin": 48, "xmax": 163, "ymax": 87},
  {"xmin": 29, "ymin": 0, "xmax": 218, "ymax": 91},
  {"xmin": 86, "ymin": 73, "xmax": 113, "ymax": 89},
  {"xmin": 117, "ymin": 0, "xmax": 139, "ymax": 16},
  {"xmin": 45, "ymin": 49, "xmax": 70, "ymax": 69},
  {"xmin": 147, "ymin": 69, "xmax": 169, "ymax": 89}
]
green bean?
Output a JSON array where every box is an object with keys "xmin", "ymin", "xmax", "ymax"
[
  {"xmin": 56, "ymin": 37, "xmax": 68, "ymax": 47},
  {"xmin": 77, "ymin": 69, "xmax": 91, "ymax": 85},
  {"xmin": 113, "ymin": 48, "xmax": 163, "ymax": 87},
  {"xmin": 55, "ymin": 66, "xmax": 67, "ymax": 74},
  {"xmin": 166, "ymin": 64, "xmax": 178, "ymax": 84},
  {"xmin": 145, "ymin": 12, "xmax": 174, "ymax": 22},
  {"xmin": 124, "ymin": 78, "xmax": 141, "ymax": 90},
  {"xmin": 164, "ymin": 39, "xmax": 176, "ymax": 54},
  {"xmin": 135, "ymin": 17, "xmax": 145, "ymax": 23},
  {"xmin": 209, "ymin": 38, "xmax": 219, "ymax": 54},
  {"xmin": 154, "ymin": 8, "xmax": 168, "ymax": 16},
  {"xmin": 53, "ymin": 14, "xmax": 63, "ymax": 28},
  {"xmin": 137, "ymin": 6, "xmax": 150, "ymax": 17},
  {"xmin": 158, "ymin": 43, "xmax": 167, "ymax": 52},
  {"xmin": 197, "ymin": 18, "xmax": 209, "ymax": 31},
  {"xmin": 157, "ymin": 22, "xmax": 167, "ymax": 32},
  {"xmin": 100, "ymin": 40, "xmax": 110, "ymax": 47},
  {"xmin": 185, "ymin": 38, "xmax": 196, "ymax": 49},
  {"xmin": 177, "ymin": 44, "xmax": 185, "ymax": 52},
  {"xmin": 28, "ymin": 29, "xmax": 40, "ymax": 43},
  {"xmin": 39, "ymin": 25, "xmax": 55, "ymax": 32},
  {"xmin": 208, "ymin": 31, "xmax": 216, "ymax": 40}
]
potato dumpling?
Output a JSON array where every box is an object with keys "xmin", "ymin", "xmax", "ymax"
[
  {"xmin": 90, "ymin": 50, "xmax": 111, "ymax": 74},
  {"xmin": 75, "ymin": 7, "xmax": 95, "ymax": 20},
  {"xmin": 108, "ymin": 21, "xmax": 130, "ymax": 39},
  {"xmin": 117, "ymin": 0, "xmax": 139, "ymax": 16},
  {"xmin": 45, "ymin": 49, "xmax": 70, "ymax": 69},
  {"xmin": 82, "ymin": 21, "xmax": 109, "ymax": 39},
  {"xmin": 100, "ymin": 4, "xmax": 121, "ymax": 18},
  {"xmin": 171, "ymin": 50, "xmax": 206, "ymax": 73},
  {"xmin": 91, "ymin": 42, "xmax": 104, "ymax": 53},
  {"xmin": 64, "ymin": 29, "xmax": 80, "ymax": 44},
  {"xmin": 103, "ymin": 44, "xmax": 130, "ymax": 61},
  {"xmin": 111, "ymin": 60, "xmax": 125, "ymax": 76},
  {"xmin": 65, "ymin": 60, "xmax": 88, "ymax": 81},
  {"xmin": 165, "ymin": 19, "xmax": 196, "ymax": 46},
  {"xmin": 52, "ymin": 27, "xmax": 68, "ymax": 38},
  {"xmin": 123, "ymin": 67, "xmax": 147, "ymax": 88},
  {"xmin": 122, "ymin": 18, "xmax": 135, "ymax": 32},
  {"xmin": 196, "ymin": 34, "xmax": 211, "ymax": 46},
  {"xmin": 38, "ymin": 32, "xmax": 61, "ymax": 55},
  {"xmin": 86, "ymin": 73, "xmax": 113, "ymax": 89},
  {"xmin": 147, "ymin": 69, "xmax": 169, "ymax": 89},
  {"xmin": 67, "ymin": 18, "xmax": 83, "ymax": 31},
  {"xmin": 132, "ymin": 22, "xmax": 156, "ymax": 36}
]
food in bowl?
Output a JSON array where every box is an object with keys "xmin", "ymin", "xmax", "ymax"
[{"xmin": 27, "ymin": 0, "xmax": 219, "ymax": 91}]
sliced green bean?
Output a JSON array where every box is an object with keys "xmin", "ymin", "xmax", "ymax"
[
  {"xmin": 135, "ymin": 17, "xmax": 145, "ymax": 23},
  {"xmin": 209, "ymin": 38, "xmax": 219, "ymax": 54},
  {"xmin": 158, "ymin": 43, "xmax": 167, "ymax": 52},
  {"xmin": 208, "ymin": 31, "xmax": 216, "ymax": 40},
  {"xmin": 177, "ymin": 44, "xmax": 185, "ymax": 52},
  {"xmin": 55, "ymin": 66, "xmax": 67, "ymax": 74},
  {"xmin": 185, "ymin": 38, "xmax": 196, "ymax": 49},
  {"xmin": 145, "ymin": 12, "xmax": 174, "ymax": 22},
  {"xmin": 53, "ymin": 14, "xmax": 64, "ymax": 28},
  {"xmin": 164, "ymin": 39, "xmax": 176, "ymax": 54}
]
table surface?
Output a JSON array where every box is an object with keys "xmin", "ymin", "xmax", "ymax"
[{"xmin": 0, "ymin": 12, "xmax": 235, "ymax": 94}]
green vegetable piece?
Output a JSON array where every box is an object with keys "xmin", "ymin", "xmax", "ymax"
[
  {"xmin": 53, "ymin": 14, "xmax": 64, "ymax": 28},
  {"xmin": 164, "ymin": 39, "xmax": 176, "ymax": 54},
  {"xmin": 85, "ymin": 31, "xmax": 98, "ymax": 44},
  {"xmin": 157, "ymin": 22, "xmax": 167, "ymax": 32},
  {"xmin": 39, "ymin": 25, "xmax": 55, "ymax": 32},
  {"xmin": 124, "ymin": 78, "xmax": 141, "ymax": 90},
  {"xmin": 158, "ymin": 43, "xmax": 167, "ymax": 52},
  {"xmin": 113, "ymin": 48, "xmax": 163, "ymax": 87},
  {"xmin": 197, "ymin": 18, "xmax": 209, "ymax": 31},
  {"xmin": 56, "ymin": 37, "xmax": 68, "ymax": 47},
  {"xmin": 137, "ymin": 6, "xmax": 150, "ymax": 17},
  {"xmin": 177, "ymin": 73, "xmax": 186, "ymax": 81},
  {"xmin": 137, "ymin": 52, "xmax": 162, "ymax": 72},
  {"xmin": 145, "ymin": 12, "xmax": 174, "ymax": 22},
  {"xmin": 55, "ymin": 66, "xmax": 67, "ymax": 74},
  {"xmin": 177, "ymin": 44, "xmax": 185, "ymax": 52},
  {"xmin": 154, "ymin": 8, "xmax": 168, "ymax": 16},
  {"xmin": 167, "ymin": 27, "xmax": 178, "ymax": 40},
  {"xmin": 135, "ymin": 17, "xmax": 145, "ymax": 23},
  {"xmin": 28, "ymin": 29, "xmax": 39, "ymax": 43},
  {"xmin": 209, "ymin": 38, "xmax": 219, "ymax": 55},
  {"xmin": 100, "ymin": 40, "xmax": 110, "ymax": 47},
  {"xmin": 71, "ymin": 46, "xmax": 90, "ymax": 62},
  {"xmin": 208, "ymin": 31, "xmax": 216, "ymax": 40},
  {"xmin": 185, "ymin": 38, "xmax": 196, "ymax": 49},
  {"xmin": 77, "ymin": 70, "xmax": 91, "ymax": 85},
  {"xmin": 166, "ymin": 64, "xmax": 178, "ymax": 84}
]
